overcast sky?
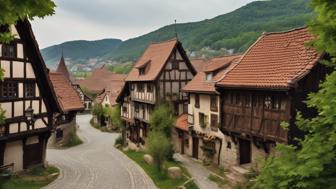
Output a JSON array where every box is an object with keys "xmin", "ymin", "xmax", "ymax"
[{"xmin": 31, "ymin": 0, "xmax": 256, "ymax": 48}]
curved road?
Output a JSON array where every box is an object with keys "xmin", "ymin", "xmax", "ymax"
[{"xmin": 44, "ymin": 114, "xmax": 156, "ymax": 189}]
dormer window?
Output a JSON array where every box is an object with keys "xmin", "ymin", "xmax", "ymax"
[
  {"xmin": 206, "ymin": 73, "xmax": 213, "ymax": 81},
  {"xmin": 139, "ymin": 68, "xmax": 145, "ymax": 75}
]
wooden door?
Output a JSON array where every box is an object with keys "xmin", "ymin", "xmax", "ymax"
[
  {"xmin": 181, "ymin": 133, "xmax": 185, "ymax": 154},
  {"xmin": 192, "ymin": 137, "xmax": 199, "ymax": 159},
  {"xmin": 23, "ymin": 141, "xmax": 43, "ymax": 169},
  {"xmin": 239, "ymin": 138, "xmax": 251, "ymax": 164}
]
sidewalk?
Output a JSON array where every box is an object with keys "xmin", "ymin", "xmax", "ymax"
[{"xmin": 174, "ymin": 154, "xmax": 222, "ymax": 189}]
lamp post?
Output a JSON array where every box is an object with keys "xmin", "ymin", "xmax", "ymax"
[{"xmin": 25, "ymin": 106, "xmax": 34, "ymax": 129}]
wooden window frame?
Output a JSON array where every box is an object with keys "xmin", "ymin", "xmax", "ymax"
[
  {"xmin": 147, "ymin": 84, "xmax": 152, "ymax": 92},
  {"xmin": 2, "ymin": 43, "xmax": 16, "ymax": 58},
  {"xmin": 210, "ymin": 95, "xmax": 218, "ymax": 111},
  {"xmin": 199, "ymin": 112, "xmax": 206, "ymax": 128},
  {"xmin": 137, "ymin": 83, "xmax": 144, "ymax": 92},
  {"xmin": 0, "ymin": 81, "xmax": 18, "ymax": 99},
  {"xmin": 25, "ymin": 82, "xmax": 36, "ymax": 98},
  {"xmin": 210, "ymin": 114, "xmax": 218, "ymax": 130},
  {"xmin": 139, "ymin": 68, "xmax": 145, "ymax": 75},
  {"xmin": 172, "ymin": 61, "xmax": 179, "ymax": 70},
  {"xmin": 135, "ymin": 103, "xmax": 139, "ymax": 113},
  {"xmin": 195, "ymin": 94, "xmax": 200, "ymax": 108}
]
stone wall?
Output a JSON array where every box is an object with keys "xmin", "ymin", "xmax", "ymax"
[{"xmin": 48, "ymin": 118, "xmax": 77, "ymax": 148}]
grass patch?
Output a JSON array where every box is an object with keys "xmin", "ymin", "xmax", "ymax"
[
  {"xmin": 208, "ymin": 173, "xmax": 227, "ymax": 188},
  {"xmin": 63, "ymin": 132, "xmax": 83, "ymax": 147},
  {"xmin": 0, "ymin": 166, "xmax": 59, "ymax": 189},
  {"xmin": 123, "ymin": 150, "xmax": 198, "ymax": 189}
]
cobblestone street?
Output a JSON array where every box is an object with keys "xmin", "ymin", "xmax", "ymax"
[{"xmin": 43, "ymin": 114, "xmax": 156, "ymax": 189}]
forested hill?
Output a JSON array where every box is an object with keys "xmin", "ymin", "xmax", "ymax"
[{"xmin": 42, "ymin": 0, "xmax": 312, "ymax": 70}]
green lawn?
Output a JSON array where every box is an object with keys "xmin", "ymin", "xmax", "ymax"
[
  {"xmin": 63, "ymin": 132, "xmax": 83, "ymax": 147},
  {"xmin": 123, "ymin": 150, "xmax": 198, "ymax": 189},
  {"xmin": 0, "ymin": 166, "xmax": 59, "ymax": 189}
]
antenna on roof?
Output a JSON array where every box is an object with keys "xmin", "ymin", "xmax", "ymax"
[{"xmin": 174, "ymin": 19, "xmax": 178, "ymax": 40}]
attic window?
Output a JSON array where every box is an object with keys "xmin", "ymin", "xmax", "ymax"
[
  {"xmin": 172, "ymin": 61, "xmax": 179, "ymax": 69},
  {"xmin": 206, "ymin": 73, "xmax": 213, "ymax": 81},
  {"xmin": 139, "ymin": 68, "xmax": 145, "ymax": 75}
]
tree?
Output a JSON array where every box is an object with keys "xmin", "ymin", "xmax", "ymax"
[
  {"xmin": 253, "ymin": 1, "xmax": 336, "ymax": 189},
  {"xmin": 146, "ymin": 131, "xmax": 171, "ymax": 172},
  {"xmin": 149, "ymin": 103, "xmax": 175, "ymax": 138}
]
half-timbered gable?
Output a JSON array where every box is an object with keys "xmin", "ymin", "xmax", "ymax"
[
  {"xmin": 216, "ymin": 27, "xmax": 329, "ymax": 166},
  {"xmin": 119, "ymin": 39, "xmax": 196, "ymax": 147},
  {"xmin": 0, "ymin": 20, "xmax": 59, "ymax": 171},
  {"xmin": 173, "ymin": 55, "xmax": 241, "ymax": 165}
]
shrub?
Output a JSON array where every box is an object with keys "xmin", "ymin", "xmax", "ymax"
[{"xmin": 146, "ymin": 131, "xmax": 171, "ymax": 172}]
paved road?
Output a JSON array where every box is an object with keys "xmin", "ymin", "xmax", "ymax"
[{"xmin": 44, "ymin": 114, "xmax": 156, "ymax": 189}]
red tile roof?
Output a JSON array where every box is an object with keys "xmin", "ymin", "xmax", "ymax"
[
  {"xmin": 183, "ymin": 55, "xmax": 242, "ymax": 93},
  {"xmin": 191, "ymin": 58, "xmax": 207, "ymax": 72},
  {"xmin": 175, "ymin": 114, "xmax": 188, "ymax": 132},
  {"xmin": 95, "ymin": 81, "xmax": 125, "ymax": 106},
  {"xmin": 76, "ymin": 65, "xmax": 126, "ymax": 93},
  {"xmin": 49, "ymin": 72, "xmax": 84, "ymax": 112},
  {"xmin": 217, "ymin": 27, "xmax": 321, "ymax": 90},
  {"xmin": 125, "ymin": 39, "xmax": 178, "ymax": 81},
  {"xmin": 56, "ymin": 56, "xmax": 75, "ymax": 82}
]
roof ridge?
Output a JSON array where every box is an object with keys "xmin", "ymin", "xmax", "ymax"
[
  {"xmin": 263, "ymin": 26, "xmax": 307, "ymax": 36},
  {"xmin": 150, "ymin": 37, "xmax": 178, "ymax": 45}
]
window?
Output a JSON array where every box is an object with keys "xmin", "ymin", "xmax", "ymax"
[
  {"xmin": 2, "ymin": 43, "xmax": 16, "ymax": 58},
  {"xmin": 139, "ymin": 68, "xmax": 145, "ymax": 75},
  {"xmin": 0, "ymin": 126, "xmax": 6, "ymax": 137},
  {"xmin": 210, "ymin": 95, "xmax": 218, "ymax": 111},
  {"xmin": 199, "ymin": 112, "xmax": 206, "ymax": 128},
  {"xmin": 195, "ymin": 94, "xmax": 200, "ymax": 108},
  {"xmin": 244, "ymin": 95, "xmax": 252, "ymax": 107},
  {"xmin": 0, "ymin": 81, "xmax": 18, "ymax": 99},
  {"xmin": 137, "ymin": 83, "xmax": 144, "ymax": 92},
  {"xmin": 130, "ymin": 84, "xmax": 135, "ymax": 91},
  {"xmin": 25, "ymin": 82, "xmax": 35, "ymax": 97},
  {"xmin": 264, "ymin": 96, "xmax": 272, "ymax": 109},
  {"xmin": 147, "ymin": 84, "xmax": 152, "ymax": 92},
  {"xmin": 235, "ymin": 94, "xmax": 241, "ymax": 105},
  {"xmin": 123, "ymin": 106, "xmax": 127, "ymax": 113},
  {"xmin": 135, "ymin": 104, "xmax": 139, "ymax": 112},
  {"xmin": 206, "ymin": 73, "xmax": 213, "ymax": 81},
  {"xmin": 210, "ymin": 114, "xmax": 218, "ymax": 130},
  {"xmin": 264, "ymin": 95, "xmax": 282, "ymax": 110},
  {"xmin": 172, "ymin": 61, "xmax": 179, "ymax": 69}
]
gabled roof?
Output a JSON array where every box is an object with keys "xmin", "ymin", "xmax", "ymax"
[
  {"xmin": 56, "ymin": 56, "xmax": 75, "ymax": 82},
  {"xmin": 125, "ymin": 39, "xmax": 196, "ymax": 81},
  {"xmin": 15, "ymin": 19, "xmax": 60, "ymax": 113},
  {"xmin": 191, "ymin": 58, "xmax": 207, "ymax": 72},
  {"xmin": 49, "ymin": 72, "xmax": 84, "ymax": 112},
  {"xmin": 95, "ymin": 80, "xmax": 125, "ymax": 106},
  {"xmin": 76, "ymin": 65, "xmax": 126, "ymax": 93},
  {"xmin": 217, "ymin": 27, "xmax": 322, "ymax": 90},
  {"xmin": 182, "ymin": 55, "xmax": 242, "ymax": 94}
]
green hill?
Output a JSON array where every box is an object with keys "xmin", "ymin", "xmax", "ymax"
[
  {"xmin": 42, "ymin": 0, "xmax": 312, "ymax": 69},
  {"xmin": 41, "ymin": 38, "xmax": 122, "ymax": 68}
]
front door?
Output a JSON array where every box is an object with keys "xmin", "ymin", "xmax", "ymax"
[
  {"xmin": 239, "ymin": 138, "xmax": 251, "ymax": 164},
  {"xmin": 192, "ymin": 137, "xmax": 199, "ymax": 159},
  {"xmin": 23, "ymin": 140, "xmax": 43, "ymax": 169}
]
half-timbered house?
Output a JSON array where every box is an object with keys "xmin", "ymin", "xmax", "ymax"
[
  {"xmin": 216, "ymin": 27, "xmax": 329, "ymax": 167},
  {"xmin": 0, "ymin": 20, "xmax": 59, "ymax": 171},
  {"xmin": 48, "ymin": 72, "xmax": 84, "ymax": 147},
  {"xmin": 117, "ymin": 39, "xmax": 196, "ymax": 148},
  {"xmin": 174, "ymin": 55, "xmax": 241, "ymax": 165}
]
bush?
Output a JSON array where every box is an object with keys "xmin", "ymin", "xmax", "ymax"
[
  {"xmin": 146, "ymin": 131, "xmax": 171, "ymax": 172},
  {"xmin": 114, "ymin": 135, "xmax": 123, "ymax": 146}
]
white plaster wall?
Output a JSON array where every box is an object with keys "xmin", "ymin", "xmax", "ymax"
[
  {"xmin": 26, "ymin": 136, "xmax": 39, "ymax": 145},
  {"xmin": 26, "ymin": 62, "xmax": 35, "ymax": 78},
  {"xmin": 18, "ymin": 83, "xmax": 24, "ymax": 98},
  {"xmin": 4, "ymin": 141, "xmax": 23, "ymax": 172},
  {"xmin": 14, "ymin": 101, "xmax": 24, "ymax": 117},
  {"xmin": 10, "ymin": 25, "xmax": 20, "ymax": 39},
  {"xmin": 35, "ymin": 118, "xmax": 47, "ymax": 129},
  {"xmin": 17, "ymin": 43, "xmax": 24, "ymax": 59},
  {"xmin": 9, "ymin": 123, "xmax": 19, "ymax": 134},
  {"xmin": 1, "ymin": 60, "xmax": 10, "ymax": 78},
  {"xmin": 12, "ymin": 61, "xmax": 24, "ymax": 78},
  {"xmin": 1, "ymin": 102, "xmax": 12, "ymax": 118},
  {"xmin": 20, "ymin": 122, "xmax": 27, "ymax": 132}
]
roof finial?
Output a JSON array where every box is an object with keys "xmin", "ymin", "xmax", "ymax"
[{"xmin": 174, "ymin": 19, "xmax": 178, "ymax": 40}]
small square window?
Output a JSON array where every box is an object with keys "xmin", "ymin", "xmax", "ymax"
[
  {"xmin": 2, "ymin": 43, "xmax": 16, "ymax": 58},
  {"xmin": 25, "ymin": 82, "xmax": 35, "ymax": 97},
  {"xmin": 0, "ymin": 81, "xmax": 18, "ymax": 99},
  {"xmin": 206, "ymin": 73, "xmax": 213, "ymax": 81},
  {"xmin": 172, "ymin": 62, "xmax": 179, "ymax": 69}
]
